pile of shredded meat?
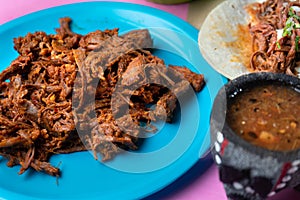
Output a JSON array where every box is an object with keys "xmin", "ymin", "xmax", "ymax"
[
  {"xmin": 0, "ymin": 17, "xmax": 205, "ymax": 176},
  {"xmin": 248, "ymin": 0, "xmax": 300, "ymax": 76}
]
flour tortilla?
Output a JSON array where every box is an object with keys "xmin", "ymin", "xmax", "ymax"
[{"xmin": 198, "ymin": 0, "xmax": 264, "ymax": 80}]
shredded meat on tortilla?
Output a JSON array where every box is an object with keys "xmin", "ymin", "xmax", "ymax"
[
  {"xmin": 248, "ymin": 0, "xmax": 300, "ymax": 77},
  {"xmin": 0, "ymin": 17, "xmax": 205, "ymax": 176}
]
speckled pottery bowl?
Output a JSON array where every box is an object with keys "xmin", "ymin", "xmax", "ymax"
[{"xmin": 210, "ymin": 72, "xmax": 300, "ymax": 200}]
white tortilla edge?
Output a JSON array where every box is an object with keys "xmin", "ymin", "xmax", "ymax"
[{"xmin": 198, "ymin": 0, "xmax": 263, "ymax": 80}]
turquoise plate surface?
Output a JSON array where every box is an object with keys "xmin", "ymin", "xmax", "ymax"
[{"xmin": 0, "ymin": 2, "xmax": 227, "ymax": 199}]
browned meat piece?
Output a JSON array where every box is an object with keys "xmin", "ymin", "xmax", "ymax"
[
  {"xmin": 79, "ymin": 29, "xmax": 119, "ymax": 50},
  {"xmin": 152, "ymin": 80, "xmax": 190, "ymax": 122},
  {"xmin": 0, "ymin": 55, "xmax": 31, "ymax": 82},
  {"xmin": 154, "ymin": 92, "xmax": 177, "ymax": 122},
  {"xmin": 55, "ymin": 17, "xmax": 74, "ymax": 36},
  {"xmin": 168, "ymin": 65, "xmax": 205, "ymax": 92},
  {"xmin": 121, "ymin": 29, "xmax": 153, "ymax": 49},
  {"xmin": 13, "ymin": 31, "xmax": 50, "ymax": 56}
]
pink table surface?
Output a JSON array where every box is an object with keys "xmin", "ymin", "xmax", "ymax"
[{"xmin": 1, "ymin": 1, "xmax": 300, "ymax": 199}]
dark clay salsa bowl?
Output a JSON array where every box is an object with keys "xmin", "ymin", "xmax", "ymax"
[{"xmin": 210, "ymin": 72, "xmax": 300, "ymax": 200}]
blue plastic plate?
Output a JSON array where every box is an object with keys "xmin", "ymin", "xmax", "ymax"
[{"xmin": 0, "ymin": 2, "xmax": 227, "ymax": 200}]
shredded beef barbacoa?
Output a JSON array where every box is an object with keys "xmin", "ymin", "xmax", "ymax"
[
  {"xmin": 248, "ymin": 0, "xmax": 300, "ymax": 76},
  {"xmin": 0, "ymin": 17, "xmax": 205, "ymax": 176}
]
